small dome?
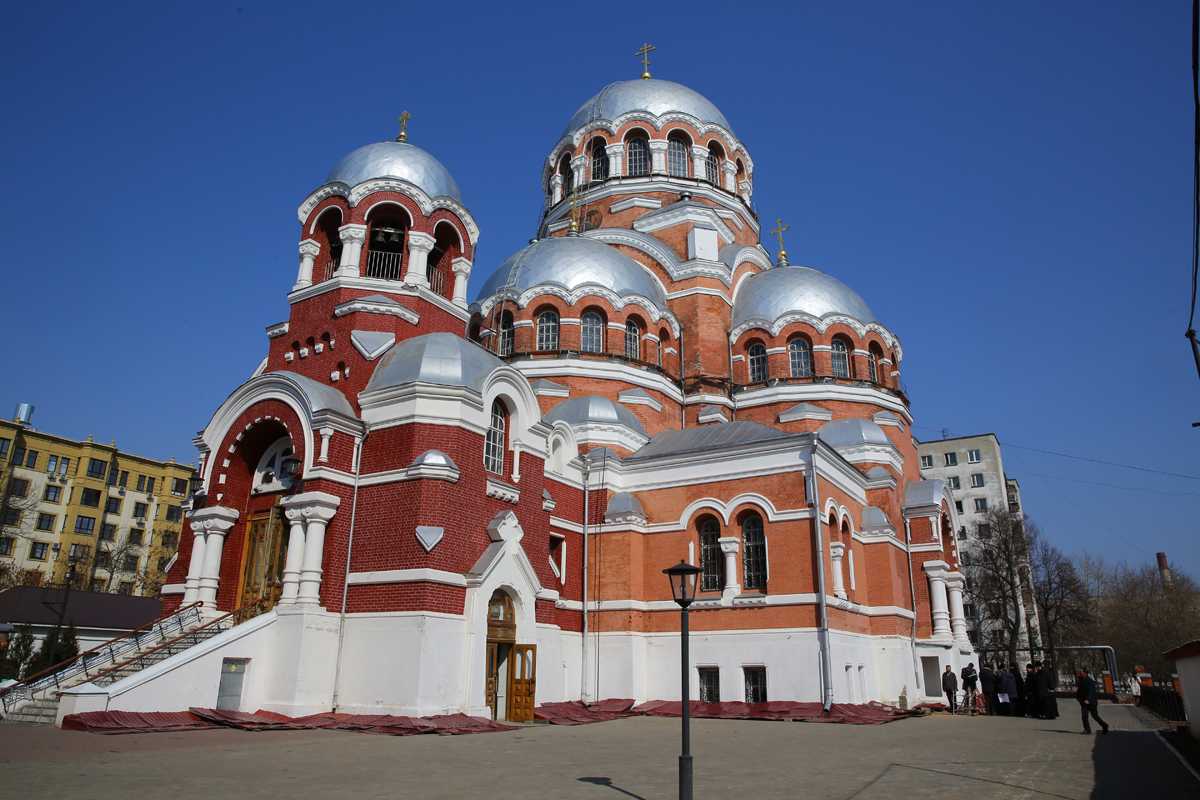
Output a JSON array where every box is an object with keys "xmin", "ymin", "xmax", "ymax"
[
  {"xmin": 544, "ymin": 395, "xmax": 648, "ymax": 437},
  {"xmin": 733, "ymin": 266, "xmax": 877, "ymax": 330},
  {"xmin": 605, "ymin": 491, "xmax": 646, "ymax": 522},
  {"xmin": 365, "ymin": 333, "xmax": 501, "ymax": 394},
  {"xmin": 410, "ymin": 449, "xmax": 457, "ymax": 469},
  {"xmin": 818, "ymin": 418, "xmax": 890, "ymax": 449},
  {"xmin": 476, "ymin": 236, "xmax": 666, "ymax": 310},
  {"xmin": 325, "ymin": 141, "xmax": 461, "ymax": 201},
  {"xmin": 562, "ymin": 79, "xmax": 732, "ymax": 141}
]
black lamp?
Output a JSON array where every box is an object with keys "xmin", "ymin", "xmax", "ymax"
[
  {"xmin": 664, "ymin": 560, "xmax": 701, "ymax": 608},
  {"xmin": 662, "ymin": 560, "xmax": 702, "ymax": 800}
]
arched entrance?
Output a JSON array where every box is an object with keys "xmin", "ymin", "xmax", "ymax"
[
  {"xmin": 484, "ymin": 589, "xmax": 536, "ymax": 721},
  {"xmin": 234, "ymin": 434, "xmax": 298, "ymax": 613}
]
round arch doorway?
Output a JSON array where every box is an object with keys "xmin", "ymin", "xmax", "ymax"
[{"xmin": 484, "ymin": 589, "xmax": 536, "ymax": 722}]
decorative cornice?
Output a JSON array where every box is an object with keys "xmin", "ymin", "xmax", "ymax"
[
  {"xmin": 333, "ymin": 297, "xmax": 420, "ymax": 325},
  {"xmin": 298, "ymin": 180, "xmax": 480, "ymax": 245},
  {"xmin": 729, "ymin": 311, "xmax": 903, "ymax": 358},
  {"xmin": 265, "ymin": 321, "xmax": 289, "ymax": 339},
  {"xmin": 633, "ymin": 203, "xmax": 735, "ymax": 245},
  {"xmin": 609, "ymin": 196, "xmax": 662, "ymax": 213},
  {"xmin": 486, "ymin": 478, "xmax": 520, "ymax": 504}
]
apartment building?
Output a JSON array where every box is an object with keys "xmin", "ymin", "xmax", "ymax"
[{"xmin": 0, "ymin": 405, "xmax": 194, "ymax": 596}]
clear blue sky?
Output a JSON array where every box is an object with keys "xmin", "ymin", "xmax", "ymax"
[{"xmin": 2, "ymin": 2, "xmax": 1196, "ymax": 575}]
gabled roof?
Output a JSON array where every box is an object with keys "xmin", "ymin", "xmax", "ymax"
[
  {"xmin": 628, "ymin": 421, "xmax": 792, "ymax": 461},
  {"xmin": 0, "ymin": 587, "xmax": 161, "ymax": 631}
]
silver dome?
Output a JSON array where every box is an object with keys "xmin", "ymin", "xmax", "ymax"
[
  {"xmin": 365, "ymin": 333, "xmax": 501, "ymax": 394},
  {"xmin": 476, "ymin": 237, "xmax": 666, "ymax": 309},
  {"xmin": 544, "ymin": 395, "xmax": 648, "ymax": 437},
  {"xmin": 562, "ymin": 79, "xmax": 732, "ymax": 140},
  {"xmin": 326, "ymin": 141, "xmax": 462, "ymax": 201},
  {"xmin": 733, "ymin": 266, "xmax": 877, "ymax": 330},
  {"xmin": 410, "ymin": 449, "xmax": 458, "ymax": 469}
]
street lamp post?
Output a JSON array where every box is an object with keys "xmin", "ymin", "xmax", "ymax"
[{"xmin": 663, "ymin": 560, "xmax": 701, "ymax": 800}]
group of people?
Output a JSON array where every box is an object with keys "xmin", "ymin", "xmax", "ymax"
[{"xmin": 941, "ymin": 661, "xmax": 1109, "ymax": 734}]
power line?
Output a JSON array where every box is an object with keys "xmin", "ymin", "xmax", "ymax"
[{"xmin": 1187, "ymin": 0, "xmax": 1200, "ymax": 379}]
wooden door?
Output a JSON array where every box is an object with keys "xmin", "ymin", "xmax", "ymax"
[
  {"xmin": 485, "ymin": 642, "xmax": 499, "ymax": 718},
  {"xmin": 239, "ymin": 509, "xmax": 286, "ymax": 613},
  {"xmin": 508, "ymin": 644, "xmax": 536, "ymax": 722}
]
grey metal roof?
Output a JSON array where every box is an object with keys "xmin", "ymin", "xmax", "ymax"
[
  {"xmin": 476, "ymin": 236, "xmax": 666, "ymax": 309},
  {"xmin": 410, "ymin": 449, "xmax": 457, "ymax": 469},
  {"xmin": 605, "ymin": 491, "xmax": 646, "ymax": 520},
  {"xmin": 629, "ymin": 420, "xmax": 793, "ymax": 461},
  {"xmin": 365, "ymin": 333, "xmax": 502, "ymax": 393},
  {"xmin": 532, "ymin": 378, "xmax": 568, "ymax": 393},
  {"xmin": 865, "ymin": 466, "xmax": 892, "ymax": 481},
  {"xmin": 862, "ymin": 506, "xmax": 892, "ymax": 531},
  {"xmin": 778, "ymin": 402, "xmax": 832, "ymax": 422},
  {"xmin": 274, "ymin": 371, "xmax": 357, "ymax": 417},
  {"xmin": 562, "ymin": 79, "xmax": 732, "ymax": 140},
  {"xmin": 732, "ymin": 266, "xmax": 877, "ymax": 329},
  {"xmin": 325, "ymin": 141, "xmax": 461, "ymax": 201},
  {"xmin": 818, "ymin": 418, "xmax": 890, "ymax": 449},
  {"xmin": 544, "ymin": 395, "xmax": 647, "ymax": 436},
  {"xmin": 618, "ymin": 387, "xmax": 652, "ymax": 401},
  {"xmin": 904, "ymin": 479, "xmax": 945, "ymax": 509}
]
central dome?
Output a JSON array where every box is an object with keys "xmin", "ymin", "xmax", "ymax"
[
  {"xmin": 476, "ymin": 236, "xmax": 666, "ymax": 309},
  {"xmin": 733, "ymin": 266, "xmax": 877, "ymax": 329},
  {"xmin": 325, "ymin": 141, "xmax": 461, "ymax": 202},
  {"xmin": 561, "ymin": 79, "xmax": 732, "ymax": 141}
]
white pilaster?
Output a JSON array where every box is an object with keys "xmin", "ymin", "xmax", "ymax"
[
  {"xmin": 279, "ymin": 509, "xmax": 307, "ymax": 606},
  {"xmin": 571, "ymin": 155, "xmax": 586, "ymax": 189},
  {"xmin": 718, "ymin": 536, "xmax": 740, "ymax": 603},
  {"xmin": 923, "ymin": 561, "xmax": 953, "ymax": 642},
  {"xmin": 649, "ymin": 140, "xmax": 668, "ymax": 174},
  {"xmin": 294, "ymin": 239, "xmax": 320, "ymax": 290},
  {"xmin": 722, "ymin": 160, "xmax": 738, "ymax": 192},
  {"xmin": 690, "ymin": 145, "xmax": 708, "ymax": 180},
  {"xmin": 403, "ymin": 230, "xmax": 436, "ymax": 287},
  {"xmin": 947, "ymin": 574, "xmax": 970, "ymax": 648},
  {"xmin": 284, "ymin": 491, "xmax": 341, "ymax": 608},
  {"xmin": 605, "ymin": 143, "xmax": 625, "ymax": 177},
  {"xmin": 190, "ymin": 506, "xmax": 239, "ymax": 610},
  {"xmin": 337, "ymin": 224, "xmax": 367, "ymax": 278},
  {"xmin": 451, "ymin": 256, "xmax": 472, "ymax": 308},
  {"xmin": 829, "ymin": 541, "xmax": 847, "ymax": 599},
  {"xmin": 551, "ymin": 173, "xmax": 564, "ymax": 205},
  {"xmin": 182, "ymin": 523, "xmax": 207, "ymax": 604}
]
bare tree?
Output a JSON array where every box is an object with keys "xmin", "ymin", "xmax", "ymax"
[
  {"xmin": 1030, "ymin": 535, "xmax": 1092, "ymax": 657},
  {"xmin": 0, "ymin": 457, "xmax": 44, "ymax": 582},
  {"xmin": 962, "ymin": 508, "xmax": 1038, "ymax": 665}
]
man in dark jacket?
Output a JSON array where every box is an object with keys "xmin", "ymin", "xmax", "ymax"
[
  {"xmin": 1011, "ymin": 664, "xmax": 1026, "ymax": 716},
  {"xmin": 961, "ymin": 663, "xmax": 978, "ymax": 714},
  {"xmin": 980, "ymin": 663, "xmax": 997, "ymax": 715},
  {"xmin": 999, "ymin": 667, "xmax": 1018, "ymax": 715},
  {"xmin": 1076, "ymin": 668, "xmax": 1109, "ymax": 734},
  {"xmin": 942, "ymin": 664, "xmax": 959, "ymax": 712},
  {"xmin": 1026, "ymin": 663, "xmax": 1043, "ymax": 718},
  {"xmin": 1040, "ymin": 661, "xmax": 1059, "ymax": 719}
]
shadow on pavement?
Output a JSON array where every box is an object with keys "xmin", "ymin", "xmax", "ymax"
[
  {"xmin": 1091, "ymin": 730, "xmax": 1193, "ymax": 800},
  {"xmin": 577, "ymin": 776, "xmax": 648, "ymax": 800}
]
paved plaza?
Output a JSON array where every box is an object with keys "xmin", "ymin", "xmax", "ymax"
[{"xmin": 1, "ymin": 704, "xmax": 1196, "ymax": 799}]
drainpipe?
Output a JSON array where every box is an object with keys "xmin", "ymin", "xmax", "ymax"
[
  {"xmin": 331, "ymin": 430, "xmax": 367, "ymax": 712},
  {"xmin": 804, "ymin": 442, "xmax": 834, "ymax": 712},
  {"xmin": 902, "ymin": 516, "xmax": 922, "ymax": 697},
  {"xmin": 581, "ymin": 457, "xmax": 591, "ymax": 703}
]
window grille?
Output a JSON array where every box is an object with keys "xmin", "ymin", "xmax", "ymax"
[
  {"xmin": 536, "ymin": 311, "xmax": 559, "ymax": 351},
  {"xmin": 742, "ymin": 515, "xmax": 767, "ymax": 590},
  {"xmin": 498, "ymin": 313, "xmax": 514, "ymax": 356},
  {"xmin": 788, "ymin": 339, "xmax": 813, "ymax": 377},
  {"xmin": 581, "ymin": 311, "xmax": 605, "ymax": 353},
  {"xmin": 698, "ymin": 667, "xmax": 720, "ymax": 703},
  {"xmin": 744, "ymin": 667, "xmax": 767, "ymax": 703},
  {"xmin": 667, "ymin": 136, "xmax": 690, "ymax": 177},
  {"xmin": 748, "ymin": 343, "xmax": 768, "ymax": 383},
  {"xmin": 868, "ymin": 351, "xmax": 878, "ymax": 382},
  {"xmin": 624, "ymin": 320, "xmax": 641, "ymax": 360},
  {"xmin": 699, "ymin": 519, "xmax": 723, "ymax": 591},
  {"xmin": 559, "ymin": 156, "xmax": 574, "ymax": 197},
  {"xmin": 831, "ymin": 339, "xmax": 851, "ymax": 378},
  {"xmin": 484, "ymin": 402, "xmax": 506, "ymax": 475},
  {"xmin": 626, "ymin": 137, "xmax": 650, "ymax": 176},
  {"xmin": 590, "ymin": 142, "xmax": 609, "ymax": 182}
]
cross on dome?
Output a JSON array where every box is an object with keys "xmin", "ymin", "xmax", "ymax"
[
  {"xmin": 770, "ymin": 218, "xmax": 790, "ymax": 266},
  {"xmin": 636, "ymin": 42, "xmax": 655, "ymax": 80},
  {"xmin": 396, "ymin": 110, "xmax": 411, "ymax": 143}
]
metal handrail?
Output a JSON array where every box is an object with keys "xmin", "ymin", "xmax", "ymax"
[{"xmin": 0, "ymin": 601, "xmax": 204, "ymax": 714}]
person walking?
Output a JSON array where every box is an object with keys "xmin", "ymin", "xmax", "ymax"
[
  {"xmin": 1026, "ymin": 663, "xmax": 1044, "ymax": 718},
  {"xmin": 942, "ymin": 664, "xmax": 959, "ymax": 712},
  {"xmin": 961, "ymin": 662, "xmax": 979, "ymax": 715},
  {"xmin": 980, "ymin": 663, "xmax": 997, "ymax": 715},
  {"xmin": 1076, "ymin": 668, "xmax": 1109, "ymax": 734},
  {"xmin": 1040, "ymin": 661, "xmax": 1059, "ymax": 719},
  {"xmin": 999, "ymin": 667, "xmax": 1018, "ymax": 715}
]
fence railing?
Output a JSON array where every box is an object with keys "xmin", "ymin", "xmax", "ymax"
[
  {"xmin": 0, "ymin": 602, "xmax": 205, "ymax": 714},
  {"xmin": 1140, "ymin": 685, "xmax": 1188, "ymax": 722},
  {"xmin": 365, "ymin": 249, "xmax": 403, "ymax": 281}
]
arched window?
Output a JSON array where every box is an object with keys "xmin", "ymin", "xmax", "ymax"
[
  {"xmin": 626, "ymin": 131, "xmax": 650, "ymax": 177},
  {"xmin": 497, "ymin": 312, "xmax": 514, "ymax": 356},
  {"xmin": 667, "ymin": 132, "xmax": 691, "ymax": 177},
  {"xmin": 788, "ymin": 337, "xmax": 813, "ymax": 377},
  {"xmin": 747, "ymin": 342, "xmax": 768, "ymax": 383},
  {"xmin": 536, "ymin": 310, "xmax": 559, "ymax": 351},
  {"xmin": 253, "ymin": 437, "xmax": 296, "ymax": 494},
  {"xmin": 427, "ymin": 222, "xmax": 461, "ymax": 299},
  {"xmin": 659, "ymin": 329, "xmax": 670, "ymax": 368},
  {"xmin": 581, "ymin": 310, "xmax": 605, "ymax": 353},
  {"xmin": 589, "ymin": 138, "xmax": 609, "ymax": 183},
  {"xmin": 831, "ymin": 337, "xmax": 851, "ymax": 378},
  {"xmin": 868, "ymin": 343, "xmax": 883, "ymax": 384},
  {"xmin": 484, "ymin": 400, "xmax": 507, "ymax": 474},
  {"xmin": 741, "ymin": 513, "xmax": 767, "ymax": 590},
  {"xmin": 365, "ymin": 204, "xmax": 410, "ymax": 281},
  {"xmin": 698, "ymin": 516, "xmax": 724, "ymax": 592},
  {"xmin": 705, "ymin": 142, "xmax": 725, "ymax": 185},
  {"xmin": 314, "ymin": 207, "xmax": 343, "ymax": 282},
  {"xmin": 735, "ymin": 158, "xmax": 748, "ymax": 200},
  {"xmin": 558, "ymin": 153, "xmax": 574, "ymax": 198},
  {"xmin": 624, "ymin": 319, "xmax": 642, "ymax": 361}
]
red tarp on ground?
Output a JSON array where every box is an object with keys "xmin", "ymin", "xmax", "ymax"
[
  {"xmin": 629, "ymin": 700, "xmax": 922, "ymax": 725},
  {"xmin": 61, "ymin": 710, "xmax": 220, "ymax": 734},
  {"xmin": 535, "ymin": 699, "xmax": 636, "ymax": 725},
  {"xmin": 61, "ymin": 708, "xmax": 516, "ymax": 735}
]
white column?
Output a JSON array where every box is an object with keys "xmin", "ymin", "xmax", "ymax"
[
  {"xmin": 278, "ymin": 509, "xmax": 307, "ymax": 606},
  {"xmin": 690, "ymin": 145, "xmax": 708, "ymax": 180},
  {"xmin": 284, "ymin": 491, "xmax": 341, "ymax": 608},
  {"xmin": 182, "ymin": 522, "xmax": 207, "ymax": 604},
  {"xmin": 923, "ymin": 561, "xmax": 952, "ymax": 641},
  {"xmin": 318, "ymin": 427, "xmax": 332, "ymax": 463},
  {"xmin": 718, "ymin": 536, "xmax": 740, "ymax": 602},
  {"xmin": 190, "ymin": 506, "xmax": 238, "ymax": 610},
  {"xmin": 294, "ymin": 239, "xmax": 320, "ymax": 290},
  {"xmin": 649, "ymin": 140, "xmax": 668, "ymax": 174},
  {"xmin": 947, "ymin": 575, "xmax": 970, "ymax": 646},
  {"xmin": 571, "ymin": 155, "xmax": 586, "ymax": 189},
  {"xmin": 550, "ymin": 173, "xmax": 564, "ymax": 205},
  {"xmin": 722, "ymin": 160, "xmax": 738, "ymax": 192},
  {"xmin": 451, "ymin": 256, "xmax": 472, "ymax": 308},
  {"xmin": 605, "ymin": 143, "xmax": 625, "ymax": 177},
  {"xmin": 829, "ymin": 541, "xmax": 847, "ymax": 599},
  {"xmin": 738, "ymin": 178, "xmax": 752, "ymax": 203},
  {"xmin": 337, "ymin": 224, "xmax": 367, "ymax": 278},
  {"xmin": 404, "ymin": 230, "xmax": 436, "ymax": 287}
]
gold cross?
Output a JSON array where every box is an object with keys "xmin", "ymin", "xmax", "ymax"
[
  {"xmin": 396, "ymin": 111, "xmax": 411, "ymax": 142},
  {"xmin": 770, "ymin": 218, "xmax": 791, "ymax": 266},
  {"xmin": 636, "ymin": 43, "xmax": 656, "ymax": 80}
]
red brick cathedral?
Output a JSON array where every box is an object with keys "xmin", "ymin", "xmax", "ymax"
[{"xmin": 148, "ymin": 74, "xmax": 973, "ymax": 720}]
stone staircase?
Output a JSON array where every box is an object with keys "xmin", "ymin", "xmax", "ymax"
[{"xmin": 3, "ymin": 698, "xmax": 60, "ymax": 724}]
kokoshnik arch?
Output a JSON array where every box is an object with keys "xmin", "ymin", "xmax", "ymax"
[{"xmin": 58, "ymin": 71, "xmax": 975, "ymax": 723}]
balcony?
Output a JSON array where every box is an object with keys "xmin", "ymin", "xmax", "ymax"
[{"xmin": 365, "ymin": 249, "xmax": 403, "ymax": 281}]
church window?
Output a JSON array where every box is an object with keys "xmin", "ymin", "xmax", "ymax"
[
  {"xmin": 626, "ymin": 132, "xmax": 650, "ymax": 177},
  {"xmin": 427, "ymin": 222, "xmax": 461, "ymax": 299},
  {"xmin": 698, "ymin": 667, "xmax": 720, "ymax": 702},
  {"xmin": 831, "ymin": 338, "xmax": 851, "ymax": 378},
  {"xmin": 747, "ymin": 342, "xmax": 768, "ymax": 383},
  {"xmin": 581, "ymin": 310, "xmax": 605, "ymax": 353},
  {"xmin": 667, "ymin": 132, "xmax": 691, "ymax": 177},
  {"xmin": 558, "ymin": 153, "xmax": 574, "ymax": 197},
  {"xmin": 589, "ymin": 138, "xmax": 609, "ymax": 183},
  {"xmin": 484, "ymin": 401, "xmax": 507, "ymax": 475},
  {"xmin": 658, "ymin": 329, "xmax": 670, "ymax": 368},
  {"xmin": 742, "ymin": 513, "xmax": 767, "ymax": 590},
  {"xmin": 868, "ymin": 343, "xmax": 883, "ymax": 383},
  {"xmin": 497, "ymin": 312, "xmax": 514, "ymax": 356},
  {"xmin": 744, "ymin": 666, "xmax": 767, "ymax": 703},
  {"xmin": 364, "ymin": 204, "xmax": 410, "ymax": 281},
  {"xmin": 253, "ymin": 437, "xmax": 297, "ymax": 494},
  {"xmin": 536, "ymin": 310, "xmax": 559, "ymax": 351},
  {"xmin": 705, "ymin": 142, "xmax": 725, "ymax": 185},
  {"xmin": 788, "ymin": 337, "xmax": 813, "ymax": 377},
  {"xmin": 698, "ymin": 516, "xmax": 724, "ymax": 592},
  {"xmin": 624, "ymin": 319, "xmax": 642, "ymax": 361},
  {"xmin": 315, "ymin": 207, "xmax": 343, "ymax": 282}
]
